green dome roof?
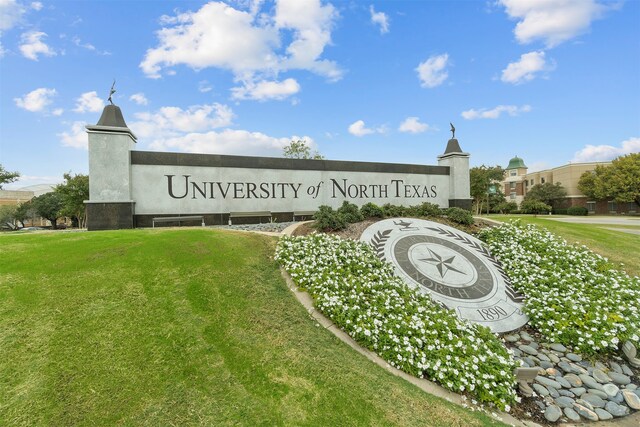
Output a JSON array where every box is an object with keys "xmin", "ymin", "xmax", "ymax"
[{"xmin": 506, "ymin": 156, "xmax": 527, "ymax": 170}]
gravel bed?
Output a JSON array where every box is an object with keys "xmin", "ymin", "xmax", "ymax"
[{"xmin": 211, "ymin": 221, "xmax": 298, "ymax": 233}]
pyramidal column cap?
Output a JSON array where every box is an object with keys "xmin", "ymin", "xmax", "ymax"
[
  {"xmin": 444, "ymin": 138, "xmax": 462, "ymax": 154},
  {"xmin": 86, "ymin": 105, "xmax": 137, "ymax": 141}
]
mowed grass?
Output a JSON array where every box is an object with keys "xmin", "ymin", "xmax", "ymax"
[
  {"xmin": 0, "ymin": 229, "xmax": 503, "ymax": 427},
  {"xmin": 484, "ymin": 215, "xmax": 640, "ymax": 276}
]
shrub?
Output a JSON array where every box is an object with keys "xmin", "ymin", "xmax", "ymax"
[
  {"xmin": 567, "ymin": 206, "xmax": 588, "ymax": 216},
  {"xmin": 337, "ymin": 201, "xmax": 364, "ymax": 223},
  {"xmin": 493, "ymin": 202, "xmax": 518, "ymax": 214},
  {"xmin": 443, "ymin": 207, "xmax": 473, "ymax": 225},
  {"xmin": 360, "ymin": 202, "xmax": 384, "ymax": 218},
  {"xmin": 552, "ymin": 208, "xmax": 568, "ymax": 215},
  {"xmin": 313, "ymin": 205, "xmax": 347, "ymax": 231},
  {"xmin": 382, "ymin": 203, "xmax": 408, "ymax": 218},
  {"xmin": 520, "ymin": 200, "xmax": 552, "ymax": 214},
  {"xmin": 414, "ymin": 202, "xmax": 442, "ymax": 218}
]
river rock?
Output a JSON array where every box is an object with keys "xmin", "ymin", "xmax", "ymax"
[
  {"xmin": 519, "ymin": 344, "xmax": 538, "ymax": 356},
  {"xmin": 563, "ymin": 407, "xmax": 580, "ymax": 422},
  {"xmin": 539, "ymin": 361, "xmax": 554, "ymax": 369},
  {"xmin": 611, "ymin": 391, "xmax": 625, "ymax": 404},
  {"xmin": 544, "ymin": 405, "xmax": 562, "ymax": 422},
  {"xmin": 566, "ymin": 353, "xmax": 582, "ymax": 362},
  {"xmin": 537, "ymin": 353, "xmax": 550, "ymax": 362},
  {"xmin": 608, "ymin": 371, "xmax": 631, "ymax": 385},
  {"xmin": 550, "ymin": 343, "xmax": 567, "ymax": 353},
  {"xmin": 626, "ymin": 383, "xmax": 637, "ymax": 390},
  {"xmin": 570, "ymin": 363, "xmax": 588, "ymax": 374},
  {"xmin": 622, "ymin": 340, "xmax": 637, "ymax": 359},
  {"xmin": 536, "ymin": 376, "xmax": 562, "ymax": 389},
  {"xmin": 621, "ymin": 363, "xmax": 634, "ymax": 376},
  {"xmin": 558, "ymin": 361, "xmax": 574, "ymax": 374},
  {"xmin": 581, "ymin": 393, "xmax": 606, "ymax": 408},
  {"xmin": 622, "ymin": 389, "xmax": 640, "ymax": 409},
  {"xmin": 570, "ymin": 387, "xmax": 586, "ymax": 396},
  {"xmin": 548, "ymin": 353, "xmax": 560, "ymax": 363},
  {"xmin": 595, "ymin": 361, "xmax": 608, "ymax": 371},
  {"xmin": 511, "ymin": 348, "xmax": 523, "ymax": 357},
  {"xmin": 574, "ymin": 403, "xmax": 599, "ymax": 421},
  {"xmin": 533, "ymin": 383, "xmax": 550, "ymax": 396},
  {"xmin": 594, "ymin": 408, "xmax": 613, "ymax": 420},
  {"xmin": 564, "ymin": 374, "xmax": 582, "ymax": 387},
  {"xmin": 603, "ymin": 383, "xmax": 620, "ymax": 397},
  {"xmin": 505, "ymin": 334, "xmax": 519, "ymax": 343},
  {"xmin": 592, "ymin": 368, "xmax": 612, "ymax": 383},
  {"xmin": 555, "ymin": 376, "xmax": 571, "ymax": 389},
  {"xmin": 554, "ymin": 396, "xmax": 575, "ymax": 408},
  {"xmin": 579, "ymin": 374, "xmax": 604, "ymax": 391},
  {"xmin": 558, "ymin": 389, "xmax": 575, "ymax": 397},
  {"xmin": 609, "ymin": 361, "xmax": 623, "ymax": 374},
  {"xmin": 605, "ymin": 401, "xmax": 630, "ymax": 417},
  {"xmin": 520, "ymin": 331, "xmax": 534, "ymax": 342}
]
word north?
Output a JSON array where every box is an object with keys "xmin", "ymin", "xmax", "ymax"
[{"xmin": 166, "ymin": 175, "xmax": 302, "ymax": 199}]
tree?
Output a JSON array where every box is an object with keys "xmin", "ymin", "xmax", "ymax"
[
  {"xmin": 578, "ymin": 153, "xmax": 640, "ymax": 207},
  {"xmin": 283, "ymin": 139, "xmax": 324, "ymax": 160},
  {"xmin": 0, "ymin": 164, "xmax": 20, "ymax": 189},
  {"xmin": 55, "ymin": 173, "xmax": 89, "ymax": 228},
  {"xmin": 524, "ymin": 182, "xmax": 567, "ymax": 209},
  {"xmin": 31, "ymin": 192, "xmax": 63, "ymax": 229},
  {"xmin": 0, "ymin": 205, "xmax": 18, "ymax": 229},
  {"xmin": 470, "ymin": 165, "xmax": 504, "ymax": 215},
  {"xmin": 520, "ymin": 200, "xmax": 552, "ymax": 215},
  {"xmin": 14, "ymin": 200, "xmax": 37, "ymax": 228}
]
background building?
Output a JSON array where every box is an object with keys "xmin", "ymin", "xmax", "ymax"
[
  {"xmin": 501, "ymin": 157, "xmax": 637, "ymax": 215},
  {"xmin": 0, "ymin": 184, "xmax": 55, "ymax": 227}
]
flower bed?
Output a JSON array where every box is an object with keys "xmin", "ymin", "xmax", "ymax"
[
  {"xmin": 275, "ymin": 233, "xmax": 518, "ymax": 410},
  {"xmin": 479, "ymin": 221, "xmax": 640, "ymax": 356}
]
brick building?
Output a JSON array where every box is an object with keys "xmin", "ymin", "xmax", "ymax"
[{"xmin": 501, "ymin": 156, "xmax": 638, "ymax": 215}]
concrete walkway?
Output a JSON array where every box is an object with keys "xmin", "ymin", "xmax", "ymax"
[{"xmin": 538, "ymin": 216, "xmax": 640, "ymax": 226}]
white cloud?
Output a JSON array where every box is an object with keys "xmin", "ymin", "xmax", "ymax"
[
  {"xmin": 59, "ymin": 121, "xmax": 88, "ymax": 149},
  {"xmin": 52, "ymin": 108, "xmax": 63, "ymax": 116},
  {"xmin": 398, "ymin": 117, "xmax": 430, "ymax": 134},
  {"xmin": 30, "ymin": 2, "xmax": 42, "ymax": 11},
  {"xmin": 370, "ymin": 5, "xmax": 389, "ymax": 34},
  {"xmin": 461, "ymin": 104, "xmax": 532, "ymax": 120},
  {"xmin": 130, "ymin": 103, "xmax": 234, "ymax": 139},
  {"xmin": 148, "ymin": 129, "xmax": 315, "ymax": 157},
  {"xmin": 416, "ymin": 53, "xmax": 449, "ymax": 88},
  {"xmin": 0, "ymin": 0, "xmax": 25, "ymax": 31},
  {"xmin": 198, "ymin": 80, "xmax": 213, "ymax": 93},
  {"xmin": 348, "ymin": 119, "xmax": 386, "ymax": 137},
  {"xmin": 140, "ymin": 0, "xmax": 341, "ymax": 83},
  {"xmin": 14, "ymin": 87, "xmax": 56, "ymax": 112},
  {"xmin": 73, "ymin": 91, "xmax": 105, "ymax": 113},
  {"xmin": 129, "ymin": 92, "xmax": 149, "ymax": 105},
  {"xmin": 501, "ymin": 50, "xmax": 549, "ymax": 84},
  {"xmin": 498, "ymin": 0, "xmax": 606, "ymax": 48},
  {"xmin": 231, "ymin": 78, "xmax": 300, "ymax": 101},
  {"xmin": 19, "ymin": 30, "xmax": 56, "ymax": 60},
  {"xmin": 71, "ymin": 35, "xmax": 111, "ymax": 55},
  {"xmin": 572, "ymin": 137, "xmax": 640, "ymax": 163}
]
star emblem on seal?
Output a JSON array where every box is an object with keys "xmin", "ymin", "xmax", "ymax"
[{"xmin": 420, "ymin": 248, "xmax": 467, "ymax": 278}]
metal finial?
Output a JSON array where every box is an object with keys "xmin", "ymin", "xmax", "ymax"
[
  {"xmin": 107, "ymin": 80, "xmax": 116, "ymax": 105},
  {"xmin": 450, "ymin": 122, "xmax": 456, "ymax": 139}
]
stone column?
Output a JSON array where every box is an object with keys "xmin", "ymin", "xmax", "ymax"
[
  {"xmin": 84, "ymin": 105, "xmax": 137, "ymax": 230},
  {"xmin": 438, "ymin": 137, "xmax": 472, "ymax": 210}
]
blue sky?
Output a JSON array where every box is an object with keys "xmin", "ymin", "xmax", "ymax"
[{"xmin": 1, "ymin": 0, "xmax": 639, "ymax": 188}]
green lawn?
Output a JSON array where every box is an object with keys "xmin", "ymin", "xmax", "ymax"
[
  {"xmin": 0, "ymin": 229, "xmax": 503, "ymax": 426},
  {"xmin": 483, "ymin": 215, "xmax": 640, "ymax": 276}
]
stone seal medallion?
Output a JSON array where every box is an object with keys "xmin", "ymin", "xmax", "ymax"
[{"xmin": 360, "ymin": 218, "xmax": 528, "ymax": 332}]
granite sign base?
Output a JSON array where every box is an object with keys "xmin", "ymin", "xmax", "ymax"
[{"xmin": 85, "ymin": 202, "xmax": 135, "ymax": 231}]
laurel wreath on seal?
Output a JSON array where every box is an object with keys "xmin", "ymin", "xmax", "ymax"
[{"xmin": 370, "ymin": 229, "xmax": 392, "ymax": 259}]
